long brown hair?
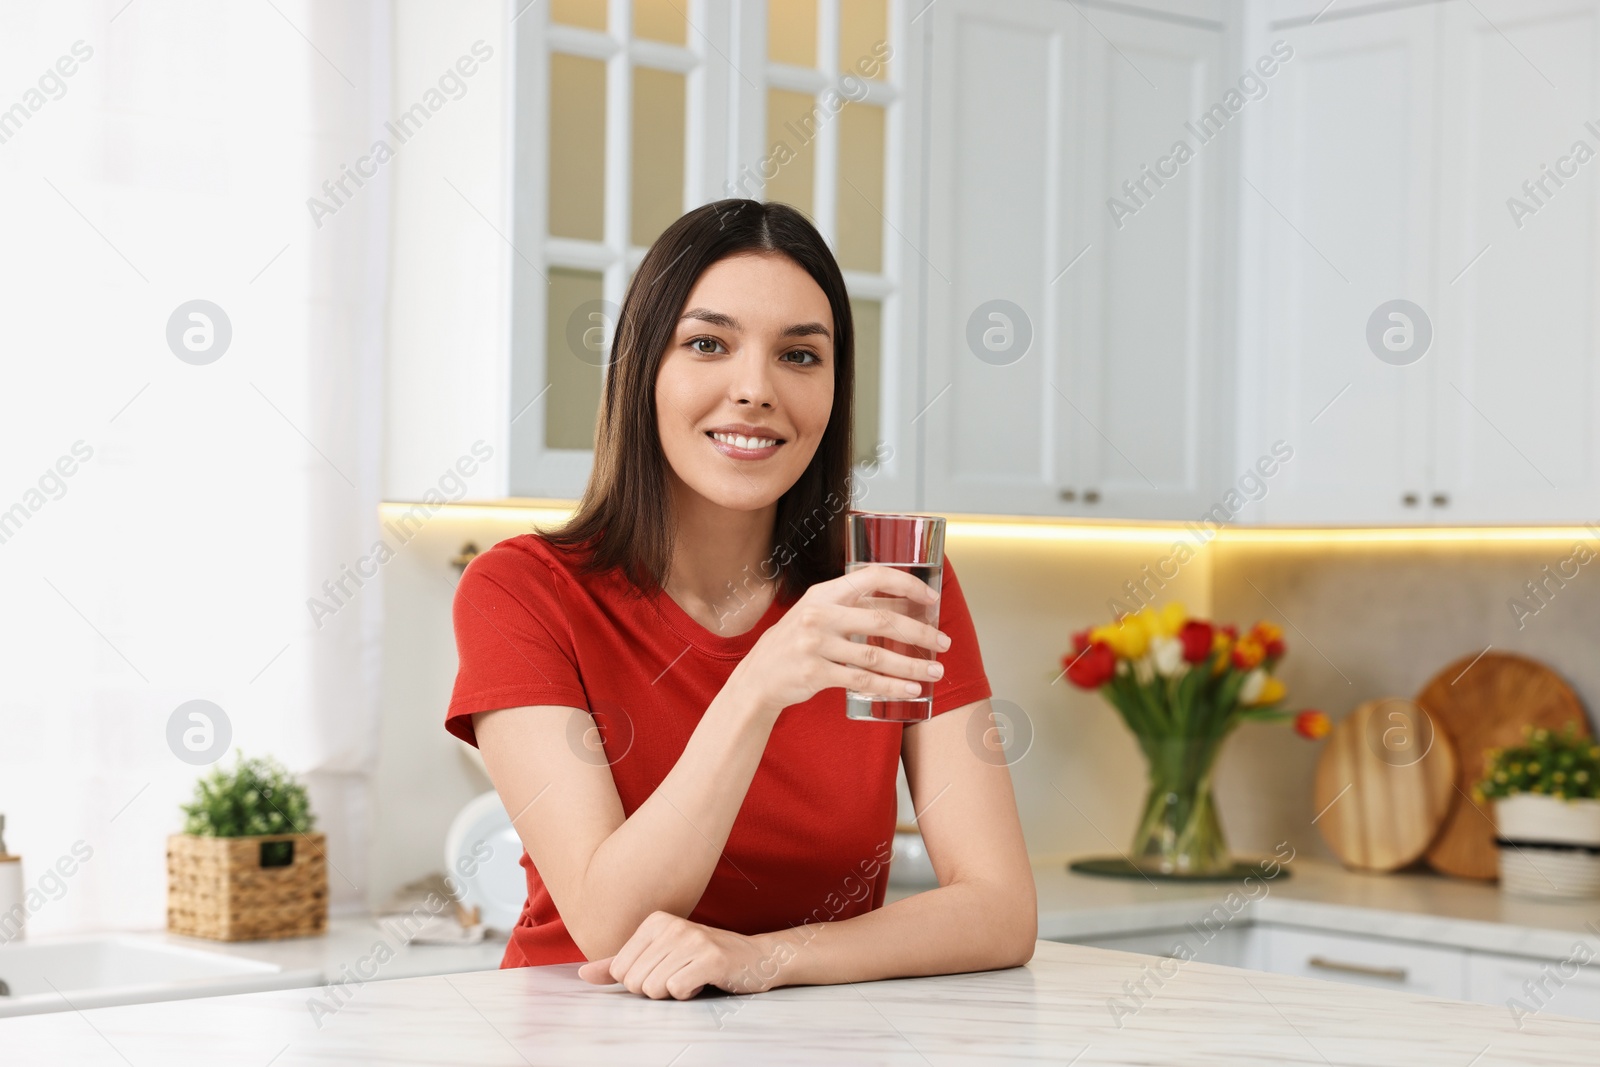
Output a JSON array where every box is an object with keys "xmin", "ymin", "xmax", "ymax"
[{"xmin": 542, "ymin": 199, "xmax": 855, "ymax": 603}]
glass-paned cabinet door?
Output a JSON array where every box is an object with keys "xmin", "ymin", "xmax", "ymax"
[
  {"xmin": 510, "ymin": 0, "xmax": 921, "ymax": 509},
  {"xmin": 511, "ymin": 0, "xmax": 729, "ymax": 497},
  {"xmin": 742, "ymin": 0, "xmax": 916, "ymax": 508}
]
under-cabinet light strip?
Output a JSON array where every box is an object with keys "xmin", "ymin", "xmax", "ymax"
[{"xmin": 382, "ymin": 502, "xmax": 1600, "ymax": 545}]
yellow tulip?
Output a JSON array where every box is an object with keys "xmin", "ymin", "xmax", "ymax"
[
  {"xmin": 1093, "ymin": 615, "xmax": 1149, "ymax": 660},
  {"xmin": 1247, "ymin": 676, "xmax": 1286, "ymax": 706},
  {"xmin": 1146, "ymin": 602, "xmax": 1186, "ymax": 638}
]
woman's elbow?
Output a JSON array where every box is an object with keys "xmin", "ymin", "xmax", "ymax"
[
  {"xmin": 1006, "ymin": 913, "xmax": 1038, "ymax": 967},
  {"xmin": 997, "ymin": 879, "xmax": 1037, "ymax": 967},
  {"xmin": 564, "ymin": 912, "xmax": 632, "ymax": 962}
]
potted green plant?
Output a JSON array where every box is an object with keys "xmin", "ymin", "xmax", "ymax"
[
  {"xmin": 167, "ymin": 752, "xmax": 328, "ymax": 940},
  {"xmin": 1474, "ymin": 722, "xmax": 1600, "ymax": 900}
]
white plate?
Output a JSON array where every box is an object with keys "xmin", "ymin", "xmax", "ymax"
[{"xmin": 444, "ymin": 791, "xmax": 528, "ymax": 933}]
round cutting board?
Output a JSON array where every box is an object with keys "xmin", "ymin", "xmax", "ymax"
[
  {"xmin": 1313, "ymin": 698, "xmax": 1457, "ymax": 872},
  {"xmin": 1417, "ymin": 652, "xmax": 1590, "ymax": 881}
]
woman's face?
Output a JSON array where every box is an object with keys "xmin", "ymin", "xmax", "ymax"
[{"xmin": 655, "ymin": 252, "xmax": 836, "ymax": 514}]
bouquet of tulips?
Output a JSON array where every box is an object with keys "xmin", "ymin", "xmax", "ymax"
[
  {"xmin": 1060, "ymin": 603, "xmax": 1328, "ymax": 875},
  {"xmin": 1062, "ymin": 602, "xmax": 1329, "ymax": 741}
]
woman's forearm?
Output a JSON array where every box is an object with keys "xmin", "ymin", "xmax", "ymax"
[
  {"xmin": 575, "ymin": 668, "xmax": 780, "ymax": 955},
  {"xmin": 747, "ymin": 880, "xmax": 1038, "ymax": 990}
]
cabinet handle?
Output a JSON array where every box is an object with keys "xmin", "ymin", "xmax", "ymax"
[
  {"xmin": 1402, "ymin": 493, "xmax": 1419, "ymax": 507},
  {"xmin": 1431, "ymin": 492, "xmax": 1449, "ymax": 507},
  {"xmin": 1083, "ymin": 489, "xmax": 1101, "ymax": 504},
  {"xmin": 1059, "ymin": 488, "xmax": 1077, "ymax": 502},
  {"xmin": 1307, "ymin": 956, "xmax": 1408, "ymax": 982}
]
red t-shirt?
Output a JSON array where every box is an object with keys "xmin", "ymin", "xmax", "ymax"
[{"xmin": 443, "ymin": 532, "xmax": 992, "ymax": 968}]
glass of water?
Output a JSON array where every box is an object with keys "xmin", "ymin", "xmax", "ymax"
[{"xmin": 844, "ymin": 512, "xmax": 946, "ymax": 722}]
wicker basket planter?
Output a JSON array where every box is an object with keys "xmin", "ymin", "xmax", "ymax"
[{"xmin": 166, "ymin": 832, "xmax": 328, "ymax": 941}]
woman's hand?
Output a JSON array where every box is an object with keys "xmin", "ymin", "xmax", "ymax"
[
  {"xmin": 576, "ymin": 911, "xmax": 788, "ymax": 1000},
  {"xmin": 731, "ymin": 564, "xmax": 950, "ymax": 716}
]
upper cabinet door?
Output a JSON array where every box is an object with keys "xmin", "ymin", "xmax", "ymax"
[
  {"xmin": 506, "ymin": 0, "xmax": 921, "ymax": 506},
  {"xmin": 1245, "ymin": 5, "xmax": 1439, "ymax": 523},
  {"xmin": 1068, "ymin": 7, "xmax": 1228, "ymax": 520},
  {"xmin": 1430, "ymin": 0, "xmax": 1600, "ymax": 524},
  {"xmin": 922, "ymin": 0, "xmax": 1227, "ymax": 519},
  {"xmin": 922, "ymin": 0, "xmax": 1075, "ymax": 517}
]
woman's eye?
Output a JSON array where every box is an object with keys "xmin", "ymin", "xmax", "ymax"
[{"xmin": 686, "ymin": 337, "xmax": 819, "ymax": 364}]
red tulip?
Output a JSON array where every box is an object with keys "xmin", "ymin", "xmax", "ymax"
[
  {"xmin": 1295, "ymin": 710, "xmax": 1332, "ymax": 740},
  {"xmin": 1065, "ymin": 642, "xmax": 1117, "ymax": 689},
  {"xmin": 1178, "ymin": 620, "xmax": 1214, "ymax": 663},
  {"xmin": 1252, "ymin": 621, "xmax": 1287, "ymax": 660},
  {"xmin": 1070, "ymin": 627, "xmax": 1093, "ymax": 655},
  {"xmin": 1232, "ymin": 635, "xmax": 1266, "ymax": 671}
]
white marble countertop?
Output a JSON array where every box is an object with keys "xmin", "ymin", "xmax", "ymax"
[
  {"xmin": 4, "ymin": 938, "xmax": 1597, "ymax": 1065},
  {"xmin": 150, "ymin": 913, "xmax": 511, "ymax": 980},
  {"xmin": 0, "ymin": 914, "xmax": 511, "ymax": 1016},
  {"xmin": 891, "ymin": 855, "xmax": 1600, "ymax": 960}
]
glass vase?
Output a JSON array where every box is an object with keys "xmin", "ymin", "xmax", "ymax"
[{"xmin": 1129, "ymin": 735, "xmax": 1230, "ymax": 876}]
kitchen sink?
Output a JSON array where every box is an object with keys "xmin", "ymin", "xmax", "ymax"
[{"xmin": 0, "ymin": 936, "xmax": 314, "ymax": 1017}]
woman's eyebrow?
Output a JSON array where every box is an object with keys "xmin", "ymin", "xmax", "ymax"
[{"xmin": 678, "ymin": 307, "xmax": 832, "ymax": 340}]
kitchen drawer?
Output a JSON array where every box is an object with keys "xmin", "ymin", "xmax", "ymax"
[
  {"xmin": 1465, "ymin": 951, "xmax": 1600, "ymax": 1023},
  {"xmin": 1254, "ymin": 924, "xmax": 1466, "ymax": 1000},
  {"xmin": 1065, "ymin": 926, "xmax": 1251, "ymax": 968}
]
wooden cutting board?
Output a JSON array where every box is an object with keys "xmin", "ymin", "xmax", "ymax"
[
  {"xmin": 1313, "ymin": 698, "xmax": 1457, "ymax": 872},
  {"xmin": 1417, "ymin": 651, "xmax": 1591, "ymax": 881}
]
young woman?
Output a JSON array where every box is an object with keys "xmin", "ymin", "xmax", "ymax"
[{"xmin": 444, "ymin": 199, "xmax": 1035, "ymax": 1001}]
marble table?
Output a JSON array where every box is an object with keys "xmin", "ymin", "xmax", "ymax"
[{"xmin": 3, "ymin": 939, "xmax": 1596, "ymax": 1065}]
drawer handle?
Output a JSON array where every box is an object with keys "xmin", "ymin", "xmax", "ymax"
[{"xmin": 1307, "ymin": 956, "xmax": 1408, "ymax": 982}]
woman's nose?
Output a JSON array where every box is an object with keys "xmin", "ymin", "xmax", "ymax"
[{"xmin": 728, "ymin": 349, "xmax": 777, "ymax": 408}]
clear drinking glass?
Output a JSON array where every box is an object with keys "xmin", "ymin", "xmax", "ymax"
[{"xmin": 844, "ymin": 511, "xmax": 946, "ymax": 722}]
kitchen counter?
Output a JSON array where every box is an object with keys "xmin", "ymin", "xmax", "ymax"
[
  {"xmin": 139, "ymin": 913, "xmax": 511, "ymax": 982},
  {"xmin": 0, "ymin": 915, "xmax": 512, "ymax": 1017},
  {"xmin": 889, "ymin": 854, "xmax": 1600, "ymax": 960},
  {"xmin": 4, "ymin": 937, "xmax": 1597, "ymax": 1065}
]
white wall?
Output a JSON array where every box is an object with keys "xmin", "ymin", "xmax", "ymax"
[{"xmin": 383, "ymin": 0, "xmax": 515, "ymax": 503}]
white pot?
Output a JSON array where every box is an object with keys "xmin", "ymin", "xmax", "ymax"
[
  {"xmin": 1494, "ymin": 794, "xmax": 1600, "ymax": 847},
  {"xmin": 1498, "ymin": 847, "xmax": 1600, "ymax": 900},
  {"xmin": 1493, "ymin": 795, "xmax": 1600, "ymax": 901}
]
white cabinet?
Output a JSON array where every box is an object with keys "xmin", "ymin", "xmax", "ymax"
[
  {"xmin": 1244, "ymin": 4, "xmax": 1439, "ymax": 524},
  {"xmin": 1253, "ymin": 924, "xmax": 1468, "ymax": 1000},
  {"xmin": 1244, "ymin": 0, "xmax": 1600, "ymax": 524},
  {"xmin": 389, "ymin": 0, "xmax": 1600, "ymax": 524},
  {"xmin": 1062, "ymin": 920, "xmax": 1600, "ymax": 1016},
  {"xmin": 1069, "ymin": 925, "xmax": 1253, "ymax": 969},
  {"xmin": 1430, "ymin": 0, "xmax": 1600, "ymax": 524},
  {"xmin": 1067, "ymin": 9, "xmax": 1232, "ymax": 520},
  {"xmin": 1465, "ymin": 949, "xmax": 1600, "ymax": 1023},
  {"xmin": 485, "ymin": 1, "xmax": 925, "ymax": 507},
  {"xmin": 921, "ymin": 0, "xmax": 1073, "ymax": 518},
  {"xmin": 921, "ymin": 0, "xmax": 1229, "ymax": 519}
]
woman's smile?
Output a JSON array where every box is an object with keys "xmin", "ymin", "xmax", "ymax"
[{"xmin": 706, "ymin": 429, "xmax": 785, "ymax": 460}]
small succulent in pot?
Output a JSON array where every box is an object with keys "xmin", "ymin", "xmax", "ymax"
[
  {"xmin": 1474, "ymin": 722, "xmax": 1599, "ymax": 804},
  {"xmin": 180, "ymin": 752, "xmax": 315, "ymax": 866},
  {"xmin": 1474, "ymin": 722, "xmax": 1600, "ymax": 900}
]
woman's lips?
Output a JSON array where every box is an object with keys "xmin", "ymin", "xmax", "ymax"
[{"xmin": 706, "ymin": 431, "xmax": 784, "ymax": 460}]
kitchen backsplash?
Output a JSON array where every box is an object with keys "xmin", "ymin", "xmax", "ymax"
[{"xmin": 368, "ymin": 513, "xmax": 1600, "ymax": 911}]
